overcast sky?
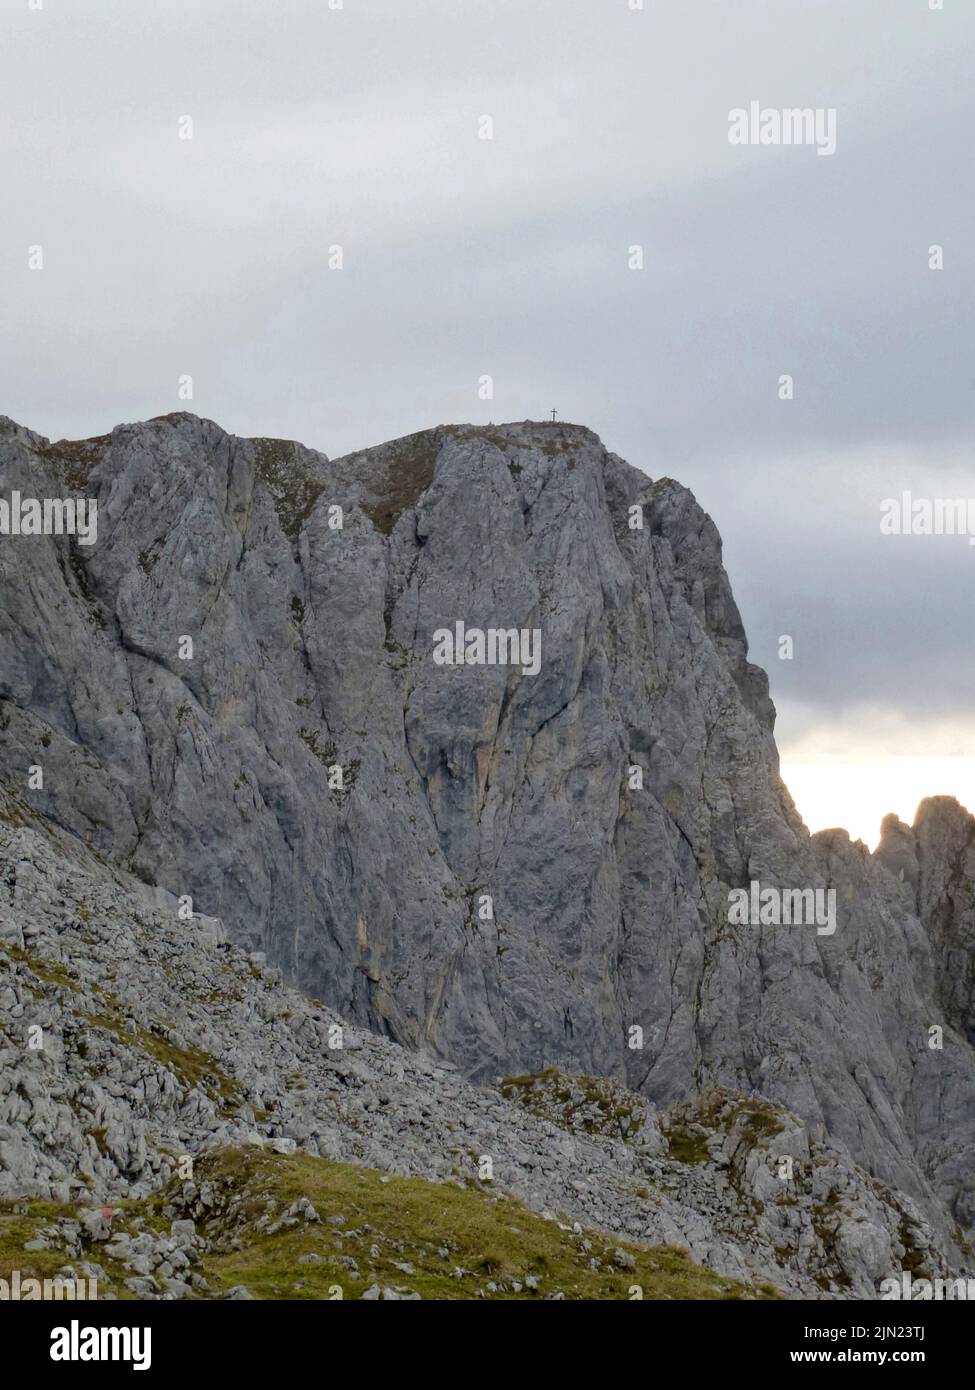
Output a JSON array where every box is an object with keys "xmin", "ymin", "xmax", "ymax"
[{"xmin": 3, "ymin": 0, "xmax": 974, "ymax": 832}]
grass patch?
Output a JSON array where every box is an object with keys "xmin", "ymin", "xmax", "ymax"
[
  {"xmin": 298, "ymin": 729, "xmax": 337, "ymax": 768},
  {"xmin": 79, "ymin": 1000, "xmax": 240, "ymax": 1113},
  {"xmin": 188, "ymin": 1147, "xmax": 771, "ymax": 1301},
  {"xmin": 664, "ymin": 1125, "xmax": 712, "ymax": 1165},
  {"xmin": 0, "ymin": 1200, "xmax": 82, "ymax": 1285},
  {"xmin": 34, "ymin": 436, "xmax": 109, "ymax": 492},
  {"xmin": 0, "ymin": 942, "xmax": 81, "ymax": 992},
  {"xmin": 499, "ymin": 1068, "xmax": 647, "ymax": 1141},
  {"xmin": 250, "ymin": 437, "xmax": 327, "ymax": 541},
  {"xmin": 358, "ymin": 432, "xmax": 441, "ymax": 536}
]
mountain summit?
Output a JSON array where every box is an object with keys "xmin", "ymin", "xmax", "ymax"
[{"xmin": 1, "ymin": 412, "xmax": 973, "ymax": 1281}]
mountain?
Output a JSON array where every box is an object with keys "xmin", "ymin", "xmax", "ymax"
[{"xmin": 1, "ymin": 411, "xmax": 973, "ymax": 1293}]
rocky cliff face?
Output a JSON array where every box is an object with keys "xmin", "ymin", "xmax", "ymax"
[
  {"xmin": 1, "ymin": 411, "xmax": 973, "ymax": 1271},
  {"xmin": 878, "ymin": 799, "xmax": 975, "ymax": 1051}
]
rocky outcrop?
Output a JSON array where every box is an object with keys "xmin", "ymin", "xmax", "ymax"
[
  {"xmin": 907, "ymin": 798, "xmax": 975, "ymax": 1048},
  {"xmin": 1, "ymin": 411, "xmax": 974, "ymax": 1270}
]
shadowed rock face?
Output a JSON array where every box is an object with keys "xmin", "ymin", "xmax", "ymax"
[
  {"xmin": 880, "ymin": 799, "xmax": 975, "ymax": 1048},
  {"xmin": 1, "ymin": 411, "xmax": 974, "ymax": 1255}
]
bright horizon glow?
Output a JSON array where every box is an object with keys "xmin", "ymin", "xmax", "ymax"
[{"xmin": 780, "ymin": 757, "xmax": 975, "ymax": 851}]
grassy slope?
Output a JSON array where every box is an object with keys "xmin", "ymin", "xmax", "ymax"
[{"xmin": 0, "ymin": 1147, "xmax": 778, "ymax": 1301}]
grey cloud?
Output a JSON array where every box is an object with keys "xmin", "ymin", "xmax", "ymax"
[{"xmin": 2, "ymin": 0, "xmax": 972, "ymax": 748}]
